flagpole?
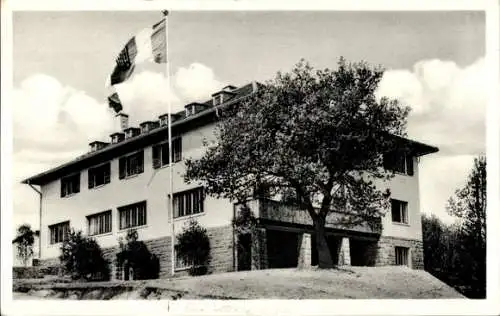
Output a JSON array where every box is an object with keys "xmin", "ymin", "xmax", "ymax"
[{"xmin": 163, "ymin": 10, "xmax": 175, "ymax": 277}]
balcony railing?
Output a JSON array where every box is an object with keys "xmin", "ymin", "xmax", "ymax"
[{"xmin": 240, "ymin": 198, "xmax": 382, "ymax": 235}]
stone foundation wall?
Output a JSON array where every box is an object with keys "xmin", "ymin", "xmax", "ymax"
[
  {"xmin": 39, "ymin": 225, "xmax": 235, "ymax": 279},
  {"xmin": 207, "ymin": 225, "xmax": 235, "ymax": 273},
  {"xmin": 375, "ymin": 236, "xmax": 424, "ymax": 269}
]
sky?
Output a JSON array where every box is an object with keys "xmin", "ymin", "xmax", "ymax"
[{"xmin": 11, "ymin": 10, "xmax": 486, "ymax": 232}]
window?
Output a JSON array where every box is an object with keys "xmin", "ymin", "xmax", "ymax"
[
  {"xmin": 119, "ymin": 151, "xmax": 144, "ymax": 179},
  {"xmin": 383, "ymin": 151, "xmax": 414, "ymax": 176},
  {"xmin": 49, "ymin": 221, "xmax": 70, "ymax": 244},
  {"xmin": 174, "ymin": 245, "xmax": 193, "ymax": 270},
  {"xmin": 88, "ymin": 163, "xmax": 111, "ymax": 189},
  {"xmin": 87, "ymin": 210, "xmax": 112, "ymax": 236},
  {"xmin": 395, "ymin": 246, "xmax": 409, "ymax": 266},
  {"xmin": 152, "ymin": 138, "xmax": 182, "ymax": 169},
  {"xmin": 61, "ymin": 173, "xmax": 80, "ymax": 197},
  {"xmin": 173, "ymin": 187, "xmax": 204, "ymax": 218},
  {"xmin": 391, "ymin": 199, "xmax": 408, "ymax": 224},
  {"xmin": 118, "ymin": 201, "xmax": 147, "ymax": 230}
]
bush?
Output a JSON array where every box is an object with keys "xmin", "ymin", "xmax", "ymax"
[
  {"xmin": 59, "ymin": 229, "xmax": 110, "ymax": 281},
  {"xmin": 116, "ymin": 229, "xmax": 159, "ymax": 280},
  {"xmin": 176, "ymin": 220, "xmax": 211, "ymax": 276}
]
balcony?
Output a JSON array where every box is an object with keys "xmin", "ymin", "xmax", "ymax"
[{"xmin": 240, "ymin": 198, "xmax": 382, "ymax": 235}]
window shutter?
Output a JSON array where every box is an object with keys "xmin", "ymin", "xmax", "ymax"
[
  {"xmin": 152, "ymin": 145, "xmax": 161, "ymax": 169},
  {"xmin": 104, "ymin": 164, "xmax": 111, "ymax": 184},
  {"xmin": 406, "ymin": 155, "xmax": 414, "ymax": 176},
  {"xmin": 174, "ymin": 138, "xmax": 182, "ymax": 162},
  {"xmin": 74, "ymin": 174, "xmax": 80, "ymax": 193},
  {"xmin": 137, "ymin": 151, "xmax": 144, "ymax": 173},
  {"xmin": 60, "ymin": 180, "xmax": 66, "ymax": 197},
  {"xmin": 119, "ymin": 158, "xmax": 126, "ymax": 179},
  {"xmin": 88, "ymin": 169, "xmax": 95, "ymax": 189}
]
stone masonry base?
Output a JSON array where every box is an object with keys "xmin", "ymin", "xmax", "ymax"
[
  {"xmin": 39, "ymin": 226, "xmax": 424, "ymax": 276},
  {"xmin": 375, "ymin": 236, "xmax": 424, "ymax": 269},
  {"xmin": 39, "ymin": 225, "xmax": 234, "ymax": 279}
]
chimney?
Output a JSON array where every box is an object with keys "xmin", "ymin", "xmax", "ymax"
[
  {"xmin": 115, "ymin": 113, "xmax": 129, "ymax": 131},
  {"xmin": 89, "ymin": 141, "xmax": 109, "ymax": 152}
]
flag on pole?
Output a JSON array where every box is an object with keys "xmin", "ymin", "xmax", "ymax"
[
  {"xmin": 106, "ymin": 18, "xmax": 167, "ymax": 113},
  {"xmin": 107, "ymin": 92, "xmax": 123, "ymax": 113}
]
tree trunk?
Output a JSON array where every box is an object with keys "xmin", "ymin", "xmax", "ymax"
[{"xmin": 314, "ymin": 217, "xmax": 334, "ymax": 269}]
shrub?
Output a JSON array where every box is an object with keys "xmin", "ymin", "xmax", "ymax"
[
  {"xmin": 176, "ymin": 220, "xmax": 211, "ymax": 276},
  {"xmin": 59, "ymin": 229, "xmax": 110, "ymax": 281},
  {"xmin": 116, "ymin": 229, "xmax": 159, "ymax": 280}
]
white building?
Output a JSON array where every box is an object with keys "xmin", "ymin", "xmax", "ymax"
[{"xmin": 22, "ymin": 82, "xmax": 438, "ymax": 278}]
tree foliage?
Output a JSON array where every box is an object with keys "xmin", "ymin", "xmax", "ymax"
[
  {"xmin": 176, "ymin": 220, "xmax": 211, "ymax": 276},
  {"xmin": 116, "ymin": 229, "xmax": 160, "ymax": 280},
  {"xmin": 445, "ymin": 156, "xmax": 486, "ymax": 297},
  {"xmin": 12, "ymin": 224, "xmax": 35, "ymax": 266},
  {"xmin": 185, "ymin": 57, "xmax": 410, "ymax": 268},
  {"xmin": 59, "ymin": 229, "xmax": 110, "ymax": 281}
]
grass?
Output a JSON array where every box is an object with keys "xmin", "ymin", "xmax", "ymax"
[{"xmin": 13, "ymin": 266, "xmax": 465, "ymax": 299}]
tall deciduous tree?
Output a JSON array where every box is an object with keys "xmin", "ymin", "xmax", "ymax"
[
  {"xmin": 446, "ymin": 156, "xmax": 486, "ymax": 297},
  {"xmin": 185, "ymin": 58, "xmax": 410, "ymax": 268},
  {"xmin": 12, "ymin": 224, "xmax": 35, "ymax": 266}
]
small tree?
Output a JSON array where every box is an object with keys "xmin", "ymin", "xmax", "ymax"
[
  {"xmin": 116, "ymin": 229, "xmax": 159, "ymax": 280},
  {"xmin": 185, "ymin": 58, "xmax": 410, "ymax": 268},
  {"xmin": 59, "ymin": 229, "xmax": 110, "ymax": 281},
  {"xmin": 176, "ymin": 220, "xmax": 211, "ymax": 276},
  {"xmin": 12, "ymin": 224, "xmax": 35, "ymax": 266}
]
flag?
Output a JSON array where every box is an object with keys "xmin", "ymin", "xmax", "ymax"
[
  {"xmin": 107, "ymin": 92, "xmax": 123, "ymax": 114},
  {"xmin": 106, "ymin": 18, "xmax": 167, "ymax": 113}
]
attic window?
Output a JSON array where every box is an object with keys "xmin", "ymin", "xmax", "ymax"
[{"xmin": 213, "ymin": 94, "xmax": 224, "ymax": 106}]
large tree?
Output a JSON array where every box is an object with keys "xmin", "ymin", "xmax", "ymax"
[
  {"xmin": 12, "ymin": 224, "xmax": 35, "ymax": 266},
  {"xmin": 185, "ymin": 58, "xmax": 410, "ymax": 268},
  {"xmin": 446, "ymin": 156, "xmax": 486, "ymax": 297}
]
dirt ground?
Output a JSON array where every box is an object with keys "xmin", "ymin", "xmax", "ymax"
[{"xmin": 13, "ymin": 266, "xmax": 464, "ymax": 300}]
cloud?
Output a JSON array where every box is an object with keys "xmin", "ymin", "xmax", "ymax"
[
  {"xmin": 115, "ymin": 62, "xmax": 225, "ymax": 126},
  {"xmin": 12, "ymin": 63, "xmax": 225, "ymax": 230},
  {"xmin": 376, "ymin": 57, "xmax": 485, "ymax": 220},
  {"xmin": 376, "ymin": 57, "xmax": 486, "ymax": 156},
  {"xmin": 175, "ymin": 63, "xmax": 226, "ymax": 102}
]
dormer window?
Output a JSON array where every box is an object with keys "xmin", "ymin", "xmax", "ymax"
[
  {"xmin": 185, "ymin": 102, "xmax": 208, "ymax": 117},
  {"xmin": 159, "ymin": 113, "xmax": 182, "ymax": 125},
  {"xmin": 89, "ymin": 141, "xmax": 109, "ymax": 152},
  {"xmin": 110, "ymin": 132, "xmax": 125, "ymax": 144},
  {"xmin": 139, "ymin": 121, "xmax": 159, "ymax": 134},
  {"xmin": 123, "ymin": 127, "xmax": 140, "ymax": 139},
  {"xmin": 185, "ymin": 106, "xmax": 195, "ymax": 117},
  {"xmin": 212, "ymin": 89, "xmax": 236, "ymax": 106}
]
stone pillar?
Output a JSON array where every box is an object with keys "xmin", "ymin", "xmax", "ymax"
[
  {"xmin": 298, "ymin": 233, "xmax": 312, "ymax": 269},
  {"xmin": 338, "ymin": 237, "xmax": 351, "ymax": 266},
  {"xmin": 251, "ymin": 228, "xmax": 267, "ymax": 270}
]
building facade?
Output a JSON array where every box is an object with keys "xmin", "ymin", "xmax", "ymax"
[{"xmin": 22, "ymin": 82, "xmax": 438, "ymax": 279}]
